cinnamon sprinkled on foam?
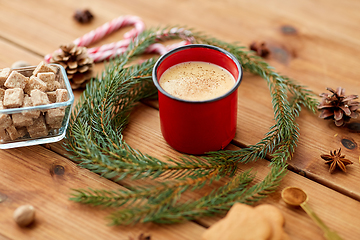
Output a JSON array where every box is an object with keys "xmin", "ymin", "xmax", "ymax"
[{"xmin": 159, "ymin": 61, "xmax": 235, "ymax": 101}]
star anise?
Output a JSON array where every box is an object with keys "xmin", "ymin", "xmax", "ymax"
[
  {"xmin": 318, "ymin": 87, "xmax": 359, "ymax": 126},
  {"xmin": 321, "ymin": 148, "xmax": 353, "ymax": 173}
]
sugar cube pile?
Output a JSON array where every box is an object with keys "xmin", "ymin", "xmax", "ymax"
[{"xmin": 0, "ymin": 62, "xmax": 68, "ymax": 142}]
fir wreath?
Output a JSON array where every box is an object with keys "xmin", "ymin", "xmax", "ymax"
[{"xmin": 65, "ymin": 27, "xmax": 318, "ymax": 225}]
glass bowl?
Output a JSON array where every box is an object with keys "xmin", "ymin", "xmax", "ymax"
[{"xmin": 0, "ymin": 64, "xmax": 74, "ymax": 149}]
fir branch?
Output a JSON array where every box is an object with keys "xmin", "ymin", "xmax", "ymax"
[
  {"xmin": 70, "ymin": 167, "xmax": 224, "ymax": 209},
  {"xmin": 186, "ymin": 31, "xmax": 318, "ymax": 112},
  {"xmin": 128, "ymin": 165, "xmax": 285, "ymax": 224},
  {"xmin": 206, "ymin": 82, "xmax": 311, "ymax": 166},
  {"xmin": 65, "ymin": 27, "xmax": 317, "ymax": 225},
  {"xmin": 155, "ymin": 29, "xmax": 314, "ymax": 166},
  {"xmin": 109, "ymin": 169, "xmax": 256, "ymax": 225}
]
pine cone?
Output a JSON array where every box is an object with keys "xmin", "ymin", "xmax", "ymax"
[
  {"xmin": 50, "ymin": 43, "xmax": 94, "ymax": 89},
  {"xmin": 318, "ymin": 87, "xmax": 360, "ymax": 126}
]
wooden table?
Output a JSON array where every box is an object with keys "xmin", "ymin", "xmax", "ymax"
[{"xmin": 1, "ymin": 0, "xmax": 360, "ymax": 239}]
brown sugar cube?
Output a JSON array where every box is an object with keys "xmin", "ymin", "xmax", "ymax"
[
  {"xmin": 29, "ymin": 129, "xmax": 48, "ymax": 138},
  {"xmin": 0, "ymin": 114, "xmax": 12, "ymax": 130},
  {"xmin": 45, "ymin": 108, "xmax": 65, "ymax": 125},
  {"xmin": 0, "ymin": 99, "xmax": 6, "ymax": 110},
  {"xmin": 24, "ymin": 76, "xmax": 47, "ymax": 94},
  {"xmin": 30, "ymin": 89, "xmax": 50, "ymax": 106},
  {"xmin": 0, "ymin": 101, "xmax": 13, "ymax": 129},
  {"xmin": 0, "ymin": 68, "xmax": 11, "ymax": 87},
  {"xmin": 29, "ymin": 129, "xmax": 49, "ymax": 138},
  {"xmin": 16, "ymin": 127, "xmax": 28, "ymax": 138},
  {"xmin": 30, "ymin": 129, "xmax": 48, "ymax": 138},
  {"xmin": 5, "ymin": 125, "xmax": 20, "ymax": 140},
  {"xmin": 48, "ymin": 121, "xmax": 63, "ymax": 129},
  {"xmin": 27, "ymin": 114, "xmax": 47, "ymax": 132},
  {"xmin": 27, "ymin": 114, "xmax": 47, "ymax": 136},
  {"xmin": 0, "ymin": 100, "xmax": 5, "ymax": 110},
  {"xmin": 54, "ymin": 81, "xmax": 61, "ymax": 90},
  {"xmin": 0, "ymin": 128, "xmax": 10, "ymax": 142},
  {"xmin": 49, "ymin": 65, "xmax": 58, "ymax": 74},
  {"xmin": 33, "ymin": 61, "xmax": 56, "ymax": 76},
  {"xmin": 21, "ymin": 95, "xmax": 40, "ymax": 118},
  {"xmin": 55, "ymin": 89, "xmax": 69, "ymax": 102},
  {"xmin": 4, "ymin": 71, "xmax": 28, "ymax": 89},
  {"xmin": 46, "ymin": 91, "xmax": 57, "ymax": 103},
  {"xmin": 0, "ymin": 88, "xmax": 5, "ymax": 101},
  {"xmin": 12, "ymin": 113, "xmax": 33, "ymax": 127},
  {"xmin": 37, "ymin": 72, "xmax": 56, "ymax": 91},
  {"xmin": 3, "ymin": 88, "xmax": 24, "ymax": 108},
  {"xmin": 0, "ymin": 128, "xmax": 5, "ymax": 137}
]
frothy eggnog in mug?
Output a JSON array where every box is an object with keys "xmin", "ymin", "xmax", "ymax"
[{"xmin": 159, "ymin": 61, "xmax": 235, "ymax": 101}]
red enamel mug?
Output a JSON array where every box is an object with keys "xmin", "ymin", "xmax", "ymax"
[{"xmin": 152, "ymin": 44, "xmax": 243, "ymax": 155}]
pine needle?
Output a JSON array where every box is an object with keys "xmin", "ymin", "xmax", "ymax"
[{"xmin": 65, "ymin": 27, "xmax": 318, "ymax": 225}]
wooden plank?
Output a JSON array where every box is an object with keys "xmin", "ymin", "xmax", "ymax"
[
  {"xmin": 0, "ymin": 146, "xmax": 205, "ymax": 240},
  {"xmin": 0, "ymin": 0, "xmax": 360, "ymax": 239},
  {"xmin": 1, "ymin": 0, "xmax": 360, "ymax": 58},
  {"xmin": 234, "ymin": 73, "xmax": 360, "ymax": 201},
  {"xmin": 0, "ymin": 39, "xmax": 205, "ymax": 239},
  {"xmin": 44, "ymin": 101, "xmax": 360, "ymax": 239},
  {"xmin": 2, "ymin": 0, "xmax": 359, "ymax": 200},
  {"xmin": 0, "ymin": 0, "xmax": 156, "ymax": 56},
  {"xmin": 133, "ymin": 72, "xmax": 360, "ymax": 202},
  {"xmin": 0, "ymin": 233, "xmax": 10, "ymax": 240},
  {"xmin": 120, "ymin": 104, "xmax": 360, "ymax": 240},
  {"xmin": 0, "ymin": 38, "xmax": 42, "ymax": 68}
]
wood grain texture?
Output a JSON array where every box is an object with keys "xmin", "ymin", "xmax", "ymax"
[
  {"xmin": 0, "ymin": 145, "xmax": 205, "ymax": 240},
  {"xmin": 46, "ymin": 102, "xmax": 360, "ymax": 240},
  {"xmin": 0, "ymin": 40, "xmax": 41, "ymax": 68},
  {"xmin": 121, "ymin": 104, "xmax": 360, "ymax": 240},
  {"xmin": 1, "ymin": 0, "xmax": 360, "ymax": 239},
  {"xmin": 0, "ymin": 31, "xmax": 204, "ymax": 240}
]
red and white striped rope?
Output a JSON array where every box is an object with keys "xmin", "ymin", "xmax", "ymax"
[
  {"xmin": 44, "ymin": 16, "xmax": 191, "ymax": 63},
  {"xmin": 73, "ymin": 15, "xmax": 144, "ymax": 47},
  {"xmin": 145, "ymin": 41, "xmax": 190, "ymax": 55}
]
